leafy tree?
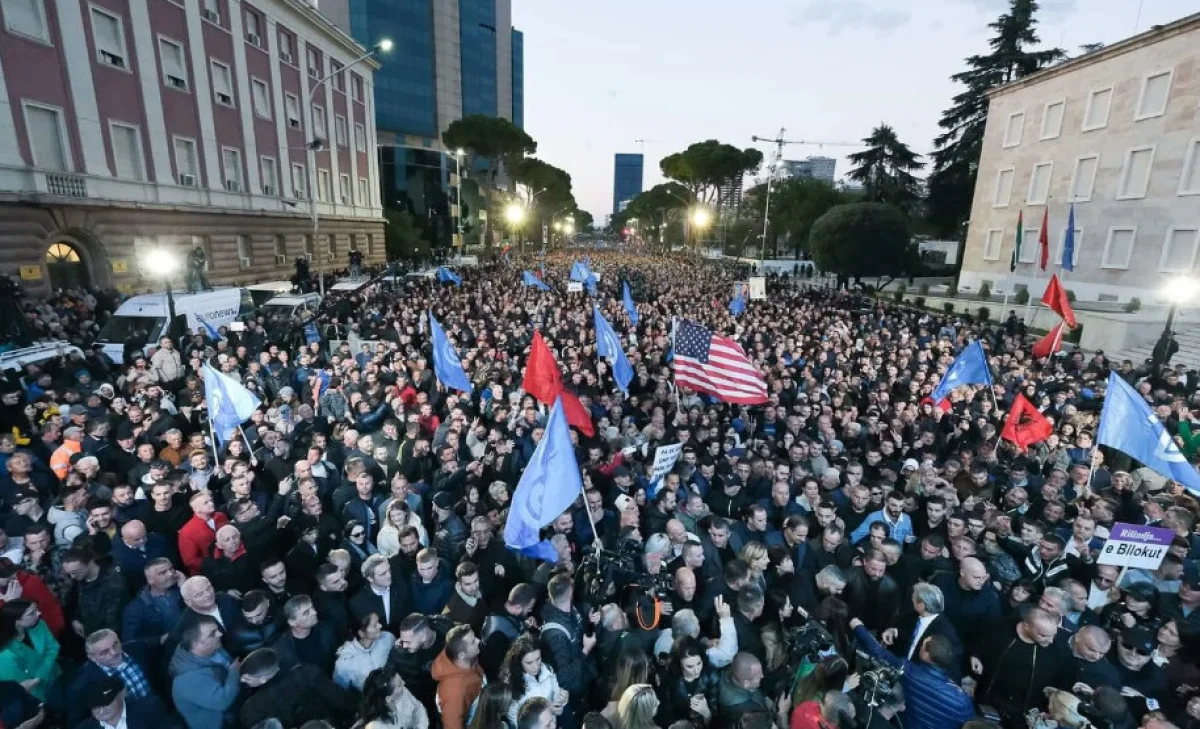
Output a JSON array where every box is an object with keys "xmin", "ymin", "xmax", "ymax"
[
  {"xmin": 926, "ymin": 0, "xmax": 1063, "ymax": 238},
  {"xmin": 809, "ymin": 203, "xmax": 911, "ymax": 285},
  {"xmin": 742, "ymin": 178, "xmax": 846, "ymax": 258},
  {"xmin": 443, "ymin": 115, "xmax": 536, "ymax": 247},
  {"xmin": 612, "ymin": 183, "xmax": 693, "ymax": 250},
  {"xmin": 571, "ymin": 209, "xmax": 594, "ymax": 231},
  {"xmin": 846, "ymin": 124, "xmax": 924, "ymax": 214},
  {"xmin": 384, "ymin": 208, "xmax": 429, "ymax": 262},
  {"xmin": 660, "ymin": 140, "xmax": 763, "ymax": 210}
]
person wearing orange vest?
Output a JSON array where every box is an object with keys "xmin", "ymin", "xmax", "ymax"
[{"xmin": 50, "ymin": 426, "xmax": 84, "ymax": 481}]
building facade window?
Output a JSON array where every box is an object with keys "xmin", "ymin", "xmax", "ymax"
[
  {"xmin": 339, "ymin": 173, "xmax": 350, "ymax": 203},
  {"xmin": 992, "ymin": 168, "xmax": 1014, "ymax": 207},
  {"xmin": 259, "ymin": 156, "xmax": 277, "ymax": 195},
  {"xmin": 1181, "ymin": 139, "xmax": 1200, "ymax": 196},
  {"xmin": 1020, "ymin": 224, "xmax": 1040, "ymax": 264},
  {"xmin": 1117, "ymin": 146, "xmax": 1155, "ymax": 200},
  {"xmin": 236, "ymin": 234, "xmax": 252, "ymax": 267},
  {"xmin": 251, "ymin": 78, "xmax": 271, "ymax": 119},
  {"xmin": 244, "ymin": 8, "xmax": 262, "ymax": 46},
  {"xmin": 312, "ymin": 104, "xmax": 326, "ymax": 140},
  {"xmin": 1160, "ymin": 228, "xmax": 1199, "ymax": 273},
  {"xmin": 1027, "ymin": 162, "xmax": 1053, "ymax": 205},
  {"xmin": 1003, "ymin": 112, "xmax": 1024, "ymax": 148},
  {"xmin": 1135, "ymin": 70, "xmax": 1173, "ymax": 121},
  {"xmin": 1040, "ymin": 100, "xmax": 1064, "ymax": 140},
  {"xmin": 354, "ymin": 122, "xmax": 365, "ymax": 153},
  {"xmin": 210, "ymin": 60, "xmax": 234, "ymax": 107},
  {"xmin": 358, "ymin": 177, "xmax": 368, "ymax": 205},
  {"xmin": 201, "ymin": 0, "xmax": 220, "ymax": 24},
  {"xmin": 1082, "ymin": 87, "xmax": 1112, "ymax": 131},
  {"xmin": 285, "ymin": 94, "xmax": 301, "ymax": 130},
  {"xmin": 291, "ymin": 163, "xmax": 306, "ymax": 198},
  {"xmin": 1101, "ymin": 227, "xmax": 1136, "ymax": 269},
  {"xmin": 173, "ymin": 136, "xmax": 198, "ymax": 185},
  {"xmin": 109, "ymin": 122, "xmax": 144, "ymax": 180},
  {"xmin": 982, "ymin": 229, "xmax": 1003, "ymax": 261},
  {"xmin": 330, "ymin": 60, "xmax": 345, "ymax": 91},
  {"xmin": 90, "ymin": 6, "xmax": 129, "ymax": 70},
  {"xmin": 159, "ymin": 37, "xmax": 188, "ymax": 91},
  {"xmin": 306, "ymin": 46, "xmax": 320, "ymax": 78},
  {"xmin": 222, "ymin": 147, "xmax": 243, "ymax": 192},
  {"xmin": 3, "ymin": 0, "xmax": 51, "ymax": 43},
  {"xmin": 334, "ymin": 115, "xmax": 348, "ymax": 147},
  {"xmin": 22, "ymin": 102, "xmax": 69, "ymax": 170},
  {"xmin": 278, "ymin": 30, "xmax": 294, "ymax": 63},
  {"xmin": 1070, "ymin": 155, "xmax": 1099, "ymax": 202},
  {"xmin": 317, "ymin": 168, "xmax": 331, "ymax": 201}
]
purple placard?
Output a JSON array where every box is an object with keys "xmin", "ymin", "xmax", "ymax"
[{"xmin": 1109, "ymin": 522, "xmax": 1175, "ymax": 546}]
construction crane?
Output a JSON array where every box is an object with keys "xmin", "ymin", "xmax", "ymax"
[
  {"xmin": 633, "ymin": 139, "xmax": 667, "ymax": 155},
  {"xmin": 750, "ymin": 128, "xmax": 863, "ymax": 260}
]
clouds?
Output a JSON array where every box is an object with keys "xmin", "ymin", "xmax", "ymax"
[
  {"xmin": 949, "ymin": 0, "xmax": 1079, "ymax": 16},
  {"xmin": 790, "ymin": 0, "xmax": 913, "ymax": 36}
]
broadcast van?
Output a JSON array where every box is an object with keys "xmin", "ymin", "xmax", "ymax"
[{"xmin": 96, "ymin": 287, "xmax": 255, "ymax": 364}]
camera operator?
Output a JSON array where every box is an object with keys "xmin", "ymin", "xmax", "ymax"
[{"xmin": 849, "ymin": 616, "xmax": 976, "ymax": 729}]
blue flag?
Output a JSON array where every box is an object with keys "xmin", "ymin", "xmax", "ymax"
[
  {"xmin": 428, "ymin": 312, "xmax": 473, "ymax": 393},
  {"xmin": 929, "ymin": 341, "xmax": 992, "ymax": 403},
  {"xmin": 196, "ymin": 315, "xmax": 222, "ymax": 341},
  {"xmin": 584, "ymin": 271, "xmax": 597, "ymax": 295},
  {"xmin": 304, "ymin": 322, "xmax": 320, "ymax": 345},
  {"xmin": 1098, "ymin": 372, "xmax": 1200, "ymax": 494},
  {"xmin": 1062, "ymin": 203, "xmax": 1076, "ymax": 272},
  {"xmin": 622, "ymin": 281, "xmax": 639, "ymax": 325},
  {"xmin": 539, "ymin": 261, "xmax": 546, "ymax": 278},
  {"xmin": 593, "ymin": 305, "xmax": 633, "ymax": 394},
  {"xmin": 522, "ymin": 271, "xmax": 551, "ymax": 291},
  {"xmin": 203, "ymin": 363, "xmax": 260, "ymax": 443},
  {"xmin": 504, "ymin": 397, "xmax": 582, "ymax": 562},
  {"xmin": 729, "ymin": 294, "xmax": 745, "ymax": 317},
  {"xmin": 569, "ymin": 260, "xmax": 591, "ymax": 282},
  {"xmin": 436, "ymin": 267, "xmax": 461, "ymax": 286}
]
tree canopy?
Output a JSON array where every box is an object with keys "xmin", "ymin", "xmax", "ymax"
[
  {"xmin": 741, "ymin": 178, "xmax": 846, "ymax": 259},
  {"xmin": 925, "ymin": 0, "xmax": 1063, "ymax": 238},
  {"xmin": 442, "ymin": 115, "xmax": 536, "ymax": 177},
  {"xmin": 809, "ymin": 203, "xmax": 911, "ymax": 279},
  {"xmin": 846, "ymin": 124, "xmax": 924, "ymax": 215},
  {"xmin": 660, "ymin": 140, "xmax": 763, "ymax": 209}
]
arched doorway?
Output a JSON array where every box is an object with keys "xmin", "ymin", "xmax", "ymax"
[{"xmin": 45, "ymin": 242, "xmax": 90, "ymax": 290}]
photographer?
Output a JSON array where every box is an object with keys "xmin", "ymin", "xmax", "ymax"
[{"xmin": 849, "ymin": 616, "xmax": 976, "ymax": 729}]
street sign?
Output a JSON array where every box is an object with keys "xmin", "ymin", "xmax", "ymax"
[{"xmin": 1097, "ymin": 522, "xmax": 1175, "ymax": 570}]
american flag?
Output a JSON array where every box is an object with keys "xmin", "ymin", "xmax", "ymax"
[{"xmin": 673, "ymin": 319, "xmax": 768, "ymax": 405}]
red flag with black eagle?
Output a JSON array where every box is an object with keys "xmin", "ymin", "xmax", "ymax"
[{"xmin": 1001, "ymin": 394, "xmax": 1053, "ymax": 452}]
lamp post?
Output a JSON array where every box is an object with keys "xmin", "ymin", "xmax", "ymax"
[
  {"xmin": 505, "ymin": 202, "xmax": 526, "ymax": 253},
  {"xmin": 306, "ymin": 39, "xmax": 391, "ymax": 279},
  {"xmin": 1153, "ymin": 277, "xmax": 1196, "ymax": 369},
  {"xmin": 664, "ymin": 190, "xmax": 694, "ymax": 254},
  {"xmin": 142, "ymin": 249, "xmax": 179, "ymax": 323},
  {"xmin": 691, "ymin": 207, "xmax": 711, "ymax": 256}
]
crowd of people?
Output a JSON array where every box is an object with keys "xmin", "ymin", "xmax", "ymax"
[{"xmin": 0, "ymin": 252, "xmax": 1197, "ymax": 729}]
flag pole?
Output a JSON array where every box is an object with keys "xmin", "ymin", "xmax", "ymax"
[
  {"xmin": 208, "ymin": 418, "xmax": 222, "ymax": 471},
  {"xmin": 580, "ymin": 477, "xmax": 602, "ymax": 557}
]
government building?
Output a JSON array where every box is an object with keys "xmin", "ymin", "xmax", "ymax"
[
  {"xmin": 959, "ymin": 12, "xmax": 1200, "ymax": 305},
  {"xmin": 0, "ymin": 0, "xmax": 386, "ymax": 297}
]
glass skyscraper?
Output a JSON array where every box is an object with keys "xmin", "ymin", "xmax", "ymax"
[{"xmin": 613, "ymin": 154, "xmax": 644, "ymax": 215}]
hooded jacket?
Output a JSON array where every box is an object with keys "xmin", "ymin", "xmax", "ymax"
[
  {"xmin": 332, "ymin": 631, "xmax": 395, "ymax": 690},
  {"xmin": 169, "ymin": 645, "xmax": 241, "ymax": 729},
  {"xmin": 431, "ymin": 650, "xmax": 484, "ymax": 729}
]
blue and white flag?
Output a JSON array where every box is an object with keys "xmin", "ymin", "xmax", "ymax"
[
  {"xmin": 1098, "ymin": 372, "xmax": 1200, "ymax": 494},
  {"xmin": 729, "ymin": 293, "xmax": 745, "ymax": 317},
  {"xmin": 930, "ymin": 341, "xmax": 992, "ymax": 404},
  {"xmin": 569, "ymin": 261, "xmax": 590, "ymax": 282},
  {"xmin": 203, "ymin": 363, "xmax": 260, "ymax": 443},
  {"xmin": 622, "ymin": 281, "xmax": 639, "ymax": 325},
  {"xmin": 436, "ymin": 267, "xmax": 461, "ymax": 286},
  {"xmin": 1062, "ymin": 203, "xmax": 1076, "ymax": 272},
  {"xmin": 196, "ymin": 315, "xmax": 222, "ymax": 341},
  {"xmin": 584, "ymin": 271, "xmax": 597, "ymax": 295},
  {"xmin": 428, "ymin": 312, "xmax": 473, "ymax": 393},
  {"xmin": 522, "ymin": 271, "xmax": 551, "ymax": 291},
  {"xmin": 593, "ymin": 305, "xmax": 633, "ymax": 394},
  {"xmin": 504, "ymin": 397, "xmax": 582, "ymax": 562}
]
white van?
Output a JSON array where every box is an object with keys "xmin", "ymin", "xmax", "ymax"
[
  {"xmin": 0, "ymin": 342, "xmax": 87, "ymax": 373},
  {"xmin": 96, "ymin": 287, "xmax": 255, "ymax": 364},
  {"xmin": 246, "ymin": 280, "xmax": 295, "ymax": 308},
  {"xmin": 259, "ymin": 292, "xmax": 322, "ymax": 322}
]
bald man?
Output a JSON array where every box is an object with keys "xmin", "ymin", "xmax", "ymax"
[
  {"xmin": 716, "ymin": 652, "xmax": 775, "ymax": 727},
  {"xmin": 935, "ymin": 556, "xmax": 1001, "ymax": 639},
  {"xmin": 1066, "ymin": 625, "xmax": 1121, "ymax": 689},
  {"xmin": 110, "ymin": 519, "xmax": 172, "ymax": 589},
  {"xmin": 972, "ymin": 608, "xmax": 1071, "ymax": 724}
]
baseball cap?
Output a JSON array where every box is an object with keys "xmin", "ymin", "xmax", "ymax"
[
  {"xmin": 82, "ymin": 674, "xmax": 125, "ymax": 709},
  {"xmin": 431, "ymin": 491, "xmax": 453, "ymax": 510},
  {"xmin": 1121, "ymin": 626, "xmax": 1157, "ymax": 655},
  {"xmin": 614, "ymin": 494, "xmax": 636, "ymax": 513},
  {"xmin": 12, "ymin": 488, "xmax": 39, "ymax": 504}
]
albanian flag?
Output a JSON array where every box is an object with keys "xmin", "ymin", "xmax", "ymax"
[
  {"xmin": 1041, "ymin": 274, "xmax": 1078, "ymax": 329},
  {"xmin": 521, "ymin": 331, "xmax": 595, "ymax": 436},
  {"xmin": 1001, "ymin": 394, "xmax": 1054, "ymax": 452}
]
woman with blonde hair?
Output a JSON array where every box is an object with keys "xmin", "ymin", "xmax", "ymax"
[
  {"xmin": 739, "ymin": 541, "xmax": 769, "ymax": 591},
  {"xmin": 600, "ymin": 647, "xmax": 653, "ymax": 723},
  {"xmin": 615, "ymin": 684, "xmax": 660, "ymax": 729}
]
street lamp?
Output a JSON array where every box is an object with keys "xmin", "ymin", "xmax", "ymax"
[
  {"xmin": 306, "ymin": 38, "xmax": 392, "ymax": 285},
  {"xmin": 142, "ymin": 248, "xmax": 179, "ymax": 322},
  {"xmin": 1153, "ymin": 277, "xmax": 1197, "ymax": 368},
  {"xmin": 452, "ymin": 148, "xmax": 466, "ymax": 250},
  {"xmin": 691, "ymin": 207, "xmax": 711, "ymax": 228}
]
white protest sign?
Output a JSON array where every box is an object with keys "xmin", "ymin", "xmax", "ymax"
[
  {"xmin": 1097, "ymin": 522, "xmax": 1175, "ymax": 570},
  {"xmin": 652, "ymin": 442, "xmax": 684, "ymax": 481},
  {"xmin": 567, "ymin": 282, "xmax": 583, "ymax": 293},
  {"xmin": 748, "ymin": 277, "xmax": 767, "ymax": 300}
]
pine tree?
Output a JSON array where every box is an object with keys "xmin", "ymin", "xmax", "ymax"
[
  {"xmin": 926, "ymin": 0, "xmax": 1064, "ymax": 237},
  {"xmin": 846, "ymin": 124, "xmax": 925, "ymax": 214}
]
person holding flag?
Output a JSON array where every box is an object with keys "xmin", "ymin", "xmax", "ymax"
[
  {"xmin": 622, "ymin": 281, "xmax": 639, "ymax": 325},
  {"xmin": 504, "ymin": 397, "xmax": 583, "ymax": 561},
  {"xmin": 437, "ymin": 267, "xmax": 462, "ymax": 286},
  {"xmin": 203, "ymin": 362, "xmax": 261, "ymax": 455},
  {"xmin": 428, "ymin": 312, "xmax": 473, "ymax": 393},
  {"xmin": 929, "ymin": 341, "xmax": 992, "ymax": 405},
  {"xmin": 593, "ymin": 305, "xmax": 633, "ymax": 394},
  {"xmin": 1097, "ymin": 372, "xmax": 1200, "ymax": 494}
]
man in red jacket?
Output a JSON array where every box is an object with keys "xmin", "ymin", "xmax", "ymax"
[
  {"xmin": 178, "ymin": 491, "xmax": 228, "ymax": 575},
  {"xmin": 0, "ymin": 558, "xmax": 65, "ymax": 635}
]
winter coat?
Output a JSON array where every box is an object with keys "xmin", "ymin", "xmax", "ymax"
[
  {"xmin": 0, "ymin": 571, "xmax": 64, "ymax": 636},
  {"xmin": 48, "ymin": 504, "xmax": 86, "ymax": 546},
  {"xmin": 151, "ymin": 347, "xmax": 184, "ymax": 383},
  {"xmin": 73, "ymin": 564, "xmax": 128, "ymax": 635},
  {"xmin": 332, "ymin": 632, "xmax": 395, "ymax": 690},
  {"xmin": 0, "ymin": 620, "xmax": 59, "ymax": 701},
  {"xmin": 432, "ymin": 650, "xmax": 484, "ymax": 729},
  {"xmin": 539, "ymin": 602, "xmax": 588, "ymax": 696},
  {"xmin": 238, "ymin": 663, "xmax": 354, "ymax": 729},
  {"xmin": 363, "ymin": 687, "xmax": 430, "ymax": 729},
  {"xmin": 508, "ymin": 664, "xmax": 561, "ymax": 727},
  {"xmin": 169, "ymin": 645, "xmax": 241, "ymax": 729}
]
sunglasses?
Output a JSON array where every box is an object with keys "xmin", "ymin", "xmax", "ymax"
[
  {"xmin": 350, "ymin": 531, "xmax": 365, "ymax": 538},
  {"xmin": 1121, "ymin": 641, "xmax": 1151, "ymax": 656}
]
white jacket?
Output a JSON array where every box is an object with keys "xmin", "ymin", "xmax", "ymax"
[
  {"xmin": 508, "ymin": 664, "xmax": 560, "ymax": 727},
  {"xmin": 364, "ymin": 687, "xmax": 430, "ymax": 729},
  {"xmin": 333, "ymin": 632, "xmax": 395, "ymax": 690}
]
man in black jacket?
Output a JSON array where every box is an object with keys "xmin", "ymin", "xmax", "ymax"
[
  {"xmin": 393, "ymin": 613, "xmax": 449, "ymax": 724},
  {"xmin": 239, "ymin": 647, "xmax": 354, "ymax": 729},
  {"xmin": 732, "ymin": 585, "xmax": 766, "ymax": 664},
  {"xmin": 480, "ymin": 582, "xmax": 537, "ymax": 679},
  {"xmin": 271, "ymin": 594, "xmax": 337, "ymax": 673},
  {"xmin": 841, "ymin": 548, "xmax": 900, "ymax": 633},
  {"xmin": 350, "ymin": 553, "xmax": 411, "ymax": 633}
]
